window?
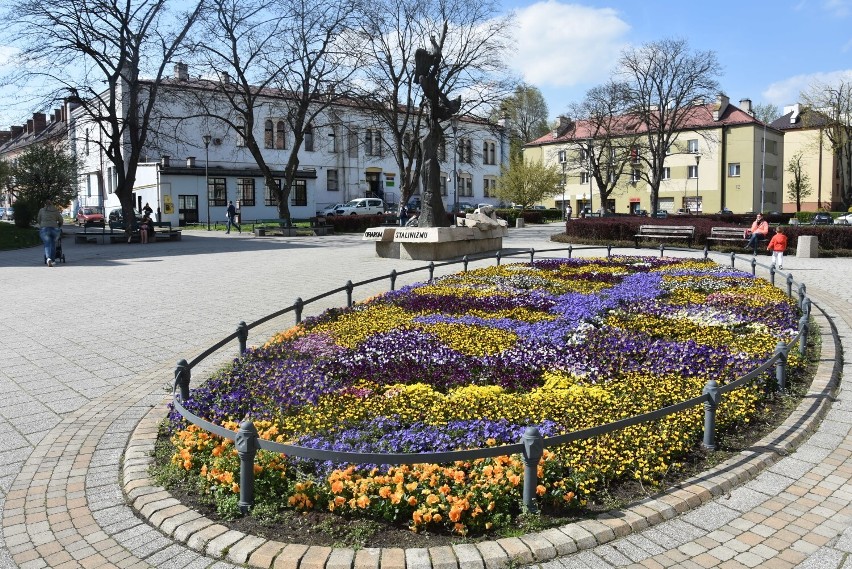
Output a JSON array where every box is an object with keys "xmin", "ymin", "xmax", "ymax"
[
  {"xmin": 290, "ymin": 179, "xmax": 307, "ymax": 206},
  {"xmin": 327, "ymin": 169, "xmax": 338, "ymax": 191},
  {"xmin": 580, "ymin": 171, "xmax": 590, "ymax": 185},
  {"xmin": 266, "ymin": 180, "xmax": 280, "ymax": 206},
  {"xmin": 209, "ymin": 177, "xmax": 226, "ymax": 206},
  {"xmin": 86, "ymin": 174, "xmax": 92, "ymax": 197},
  {"xmin": 728, "ymin": 163, "xmax": 741, "ymax": 177},
  {"xmin": 557, "ymin": 150, "xmax": 567, "ymax": 164},
  {"xmin": 662, "ymin": 167, "xmax": 670, "ymax": 180},
  {"xmin": 264, "ymin": 120, "xmax": 273, "ymax": 149},
  {"xmin": 276, "ymin": 121, "xmax": 286, "ymax": 149},
  {"xmin": 483, "ymin": 177, "xmax": 497, "ymax": 197},
  {"xmin": 348, "ymin": 129, "xmax": 358, "ymax": 158},
  {"xmin": 458, "ymin": 175, "xmax": 473, "ymax": 197},
  {"xmin": 631, "ymin": 169, "xmax": 641, "ymax": 183},
  {"xmin": 329, "ymin": 128, "xmax": 339, "ymax": 153},
  {"xmin": 438, "ymin": 141, "xmax": 446, "ymax": 161},
  {"xmin": 237, "ymin": 178, "xmax": 255, "ymax": 206},
  {"xmin": 440, "ymin": 173, "xmax": 447, "ymax": 196},
  {"xmin": 688, "ymin": 165, "xmax": 698, "ymax": 179},
  {"xmin": 236, "ymin": 119, "xmax": 246, "ymax": 147},
  {"xmin": 458, "ymin": 138, "xmax": 473, "ymax": 163},
  {"xmin": 687, "ymin": 139, "xmax": 699, "ymax": 153},
  {"xmin": 763, "ymin": 138, "xmax": 778, "ymax": 154},
  {"xmin": 365, "ymin": 129, "xmax": 382, "ymax": 156},
  {"xmin": 579, "ymin": 147, "xmax": 589, "ymax": 161},
  {"xmin": 107, "ymin": 167, "xmax": 114, "ymax": 193},
  {"xmin": 630, "ymin": 146, "xmax": 640, "ymax": 163},
  {"xmin": 304, "ymin": 123, "xmax": 314, "ymax": 152},
  {"xmin": 85, "ymin": 129, "xmax": 89, "ymax": 155},
  {"xmin": 763, "ymin": 165, "xmax": 778, "ymax": 179},
  {"xmin": 483, "ymin": 141, "xmax": 496, "ymax": 165}
]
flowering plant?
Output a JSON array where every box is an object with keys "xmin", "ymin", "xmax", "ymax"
[{"xmin": 168, "ymin": 256, "xmax": 802, "ymax": 534}]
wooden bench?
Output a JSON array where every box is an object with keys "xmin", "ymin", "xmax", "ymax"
[
  {"xmin": 152, "ymin": 221, "xmax": 182, "ymax": 241},
  {"xmin": 75, "ymin": 221, "xmax": 115, "ymax": 244},
  {"xmin": 309, "ymin": 216, "xmax": 333, "ymax": 236},
  {"xmin": 634, "ymin": 225, "xmax": 695, "ymax": 248},
  {"xmin": 707, "ymin": 226, "xmax": 747, "ymax": 245},
  {"xmin": 252, "ymin": 219, "xmax": 297, "ymax": 237}
]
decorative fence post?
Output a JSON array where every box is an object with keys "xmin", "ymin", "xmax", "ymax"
[
  {"xmin": 750, "ymin": 258, "xmax": 757, "ymax": 276},
  {"xmin": 659, "ymin": 244, "xmax": 664, "ymax": 258},
  {"xmin": 236, "ymin": 321, "xmax": 249, "ymax": 355},
  {"xmin": 774, "ymin": 341, "xmax": 787, "ymax": 391},
  {"xmin": 799, "ymin": 315, "xmax": 809, "ymax": 358},
  {"xmin": 521, "ymin": 427, "xmax": 544, "ymax": 513},
  {"xmin": 607, "ymin": 244, "xmax": 612, "ymax": 258},
  {"xmin": 462, "ymin": 256, "xmax": 469, "ymax": 272},
  {"xmin": 174, "ymin": 359, "xmax": 191, "ymax": 401},
  {"xmin": 294, "ymin": 297, "xmax": 304, "ymax": 324},
  {"xmin": 529, "ymin": 248, "xmax": 535, "ymax": 263},
  {"xmin": 346, "ymin": 280, "xmax": 354, "ymax": 308},
  {"xmin": 429, "ymin": 262, "xmax": 435, "ymax": 281},
  {"xmin": 703, "ymin": 245, "xmax": 709, "ymax": 260},
  {"xmin": 235, "ymin": 421, "xmax": 259, "ymax": 515},
  {"xmin": 702, "ymin": 379, "xmax": 721, "ymax": 450},
  {"xmin": 803, "ymin": 298, "xmax": 811, "ymax": 317},
  {"xmin": 798, "ymin": 284, "xmax": 806, "ymax": 310},
  {"xmin": 496, "ymin": 252, "xmax": 502, "ymax": 266},
  {"xmin": 568, "ymin": 245, "xmax": 573, "ymax": 259},
  {"xmin": 730, "ymin": 252, "xmax": 736, "ymax": 268},
  {"xmin": 786, "ymin": 275, "xmax": 793, "ymax": 298},
  {"xmin": 390, "ymin": 269, "xmax": 397, "ymax": 291},
  {"xmin": 770, "ymin": 265, "xmax": 776, "ymax": 286}
]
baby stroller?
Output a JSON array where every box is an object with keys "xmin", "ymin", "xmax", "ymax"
[{"xmin": 43, "ymin": 229, "xmax": 66, "ymax": 264}]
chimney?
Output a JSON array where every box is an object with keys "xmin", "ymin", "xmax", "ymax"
[
  {"xmin": 53, "ymin": 109, "xmax": 62, "ymax": 123},
  {"xmin": 33, "ymin": 113, "xmax": 47, "ymax": 133},
  {"xmin": 0, "ymin": 131, "xmax": 10, "ymax": 145},
  {"xmin": 186, "ymin": 156, "xmax": 196, "ymax": 167},
  {"xmin": 10, "ymin": 125, "xmax": 23, "ymax": 138},
  {"xmin": 175, "ymin": 62, "xmax": 189, "ymax": 81},
  {"xmin": 713, "ymin": 94, "xmax": 729, "ymax": 121},
  {"xmin": 161, "ymin": 155, "xmax": 170, "ymax": 167},
  {"xmin": 787, "ymin": 103, "xmax": 800, "ymax": 124},
  {"xmin": 739, "ymin": 98, "xmax": 752, "ymax": 115},
  {"xmin": 26, "ymin": 119, "xmax": 33, "ymax": 134}
]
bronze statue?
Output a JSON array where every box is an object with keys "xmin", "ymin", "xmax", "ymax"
[{"xmin": 414, "ymin": 34, "xmax": 461, "ymax": 228}]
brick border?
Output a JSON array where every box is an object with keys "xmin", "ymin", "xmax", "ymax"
[{"xmin": 122, "ymin": 302, "xmax": 840, "ymax": 568}]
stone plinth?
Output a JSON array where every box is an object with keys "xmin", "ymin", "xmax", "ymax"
[
  {"xmin": 797, "ymin": 235, "xmax": 819, "ymax": 258},
  {"xmin": 364, "ymin": 225, "xmax": 508, "ymax": 260}
]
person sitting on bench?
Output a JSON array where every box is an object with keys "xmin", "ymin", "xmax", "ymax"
[{"xmin": 745, "ymin": 213, "xmax": 769, "ymax": 250}]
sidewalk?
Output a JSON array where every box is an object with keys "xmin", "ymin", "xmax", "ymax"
[{"xmin": 0, "ymin": 224, "xmax": 848, "ymax": 568}]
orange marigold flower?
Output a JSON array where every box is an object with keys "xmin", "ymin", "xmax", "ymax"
[
  {"xmin": 449, "ymin": 505, "xmax": 463, "ymax": 522},
  {"xmin": 408, "ymin": 496, "xmax": 418, "ymax": 507},
  {"xmin": 331, "ymin": 480, "xmax": 344, "ymax": 494},
  {"xmin": 356, "ymin": 495, "xmax": 370, "ymax": 509},
  {"xmin": 405, "ymin": 482, "xmax": 418, "ymax": 492},
  {"xmin": 379, "ymin": 486, "xmax": 392, "ymax": 499},
  {"xmin": 438, "ymin": 484, "xmax": 451, "ymax": 495},
  {"xmin": 231, "ymin": 483, "xmax": 239, "ymax": 493},
  {"xmin": 426, "ymin": 494, "xmax": 441, "ymax": 505},
  {"xmin": 432, "ymin": 513, "xmax": 442, "ymax": 523},
  {"xmin": 536, "ymin": 484, "xmax": 546, "ymax": 496}
]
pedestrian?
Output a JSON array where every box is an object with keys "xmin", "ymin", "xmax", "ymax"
[
  {"xmin": 142, "ymin": 202, "xmax": 153, "ymax": 217},
  {"xmin": 37, "ymin": 198, "xmax": 63, "ymax": 267},
  {"xmin": 226, "ymin": 200, "xmax": 241, "ymax": 234},
  {"xmin": 566, "ymin": 204, "xmax": 572, "ymax": 220},
  {"xmin": 745, "ymin": 213, "xmax": 769, "ymax": 251},
  {"xmin": 398, "ymin": 204, "xmax": 408, "ymax": 227},
  {"xmin": 766, "ymin": 226, "xmax": 788, "ymax": 270},
  {"xmin": 139, "ymin": 213, "xmax": 152, "ymax": 244}
]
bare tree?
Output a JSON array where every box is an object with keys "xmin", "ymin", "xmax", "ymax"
[
  {"xmin": 355, "ymin": 0, "xmax": 514, "ymax": 210},
  {"xmin": 752, "ymin": 102, "xmax": 781, "ymax": 124},
  {"xmin": 786, "ymin": 151, "xmax": 812, "ymax": 212},
  {"xmin": 801, "ymin": 80, "xmax": 852, "ymax": 209},
  {"xmin": 182, "ymin": 0, "xmax": 361, "ymax": 223},
  {"xmin": 2, "ymin": 0, "xmax": 204, "ymax": 227},
  {"xmin": 617, "ymin": 38, "xmax": 721, "ymax": 213},
  {"xmin": 566, "ymin": 81, "xmax": 643, "ymax": 210}
]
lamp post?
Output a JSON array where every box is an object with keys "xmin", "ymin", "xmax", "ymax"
[
  {"xmin": 558, "ymin": 150, "xmax": 566, "ymax": 220},
  {"xmin": 451, "ymin": 116, "xmax": 459, "ymax": 226},
  {"xmin": 203, "ymin": 134, "xmax": 211, "ymax": 230},
  {"xmin": 760, "ymin": 123, "xmax": 766, "ymax": 213},
  {"xmin": 587, "ymin": 140, "xmax": 593, "ymax": 216},
  {"xmin": 694, "ymin": 154, "xmax": 701, "ymax": 214}
]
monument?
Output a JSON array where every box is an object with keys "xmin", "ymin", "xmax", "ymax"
[{"xmin": 366, "ymin": 32, "xmax": 507, "ymax": 260}]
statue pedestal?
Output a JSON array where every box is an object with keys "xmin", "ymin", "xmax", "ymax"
[{"xmin": 364, "ymin": 225, "xmax": 508, "ymax": 260}]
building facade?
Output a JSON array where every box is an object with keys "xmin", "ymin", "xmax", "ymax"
[{"xmin": 523, "ymin": 95, "xmax": 785, "ymax": 215}]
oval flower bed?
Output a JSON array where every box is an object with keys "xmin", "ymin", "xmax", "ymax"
[{"xmin": 166, "ymin": 256, "xmax": 802, "ymax": 536}]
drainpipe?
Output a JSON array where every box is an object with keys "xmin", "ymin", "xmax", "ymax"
[{"xmin": 720, "ymin": 126, "xmax": 727, "ymax": 210}]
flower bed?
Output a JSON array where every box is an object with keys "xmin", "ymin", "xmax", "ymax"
[{"xmin": 167, "ymin": 256, "xmax": 802, "ymax": 535}]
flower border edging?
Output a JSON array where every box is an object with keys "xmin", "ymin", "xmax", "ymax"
[{"xmin": 121, "ymin": 301, "xmax": 840, "ymax": 568}]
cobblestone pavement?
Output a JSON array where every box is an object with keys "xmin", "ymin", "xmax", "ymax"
[{"xmin": 0, "ymin": 223, "xmax": 849, "ymax": 568}]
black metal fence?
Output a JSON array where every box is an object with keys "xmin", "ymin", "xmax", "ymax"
[{"xmin": 171, "ymin": 244, "xmax": 812, "ymax": 514}]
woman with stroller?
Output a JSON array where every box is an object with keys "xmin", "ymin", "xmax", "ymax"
[{"xmin": 37, "ymin": 199, "xmax": 63, "ymax": 267}]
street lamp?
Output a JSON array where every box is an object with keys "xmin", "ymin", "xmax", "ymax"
[
  {"xmin": 760, "ymin": 123, "xmax": 766, "ymax": 213},
  {"xmin": 451, "ymin": 116, "xmax": 459, "ymax": 227},
  {"xmin": 203, "ymin": 134, "xmax": 211, "ymax": 230},
  {"xmin": 558, "ymin": 150, "xmax": 566, "ymax": 221},
  {"xmin": 694, "ymin": 154, "xmax": 700, "ymax": 214},
  {"xmin": 587, "ymin": 140, "xmax": 593, "ymax": 216}
]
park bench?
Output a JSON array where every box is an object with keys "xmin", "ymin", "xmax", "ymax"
[
  {"xmin": 309, "ymin": 216, "xmax": 333, "ymax": 236},
  {"xmin": 152, "ymin": 221, "xmax": 182, "ymax": 241},
  {"xmin": 74, "ymin": 221, "xmax": 113, "ymax": 244},
  {"xmin": 252, "ymin": 219, "xmax": 297, "ymax": 237},
  {"xmin": 706, "ymin": 226, "xmax": 748, "ymax": 246},
  {"xmin": 634, "ymin": 224, "xmax": 695, "ymax": 248}
]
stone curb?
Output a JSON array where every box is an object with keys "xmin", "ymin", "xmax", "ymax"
[{"xmin": 122, "ymin": 301, "xmax": 839, "ymax": 569}]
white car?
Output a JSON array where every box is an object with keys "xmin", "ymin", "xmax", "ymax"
[
  {"xmin": 834, "ymin": 213, "xmax": 852, "ymax": 225},
  {"xmin": 334, "ymin": 198, "xmax": 384, "ymax": 216},
  {"xmin": 318, "ymin": 203, "xmax": 345, "ymax": 216}
]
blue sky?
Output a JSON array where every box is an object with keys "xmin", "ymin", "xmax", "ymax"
[
  {"xmin": 503, "ymin": 0, "xmax": 852, "ymax": 120},
  {"xmin": 0, "ymin": 0, "xmax": 850, "ymax": 126}
]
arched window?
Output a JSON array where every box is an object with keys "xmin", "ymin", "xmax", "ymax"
[
  {"xmin": 305, "ymin": 123, "xmax": 314, "ymax": 152},
  {"xmin": 276, "ymin": 121, "xmax": 286, "ymax": 149},
  {"xmin": 264, "ymin": 120, "xmax": 273, "ymax": 149}
]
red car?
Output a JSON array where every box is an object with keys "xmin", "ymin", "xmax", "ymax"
[{"xmin": 76, "ymin": 206, "xmax": 105, "ymax": 226}]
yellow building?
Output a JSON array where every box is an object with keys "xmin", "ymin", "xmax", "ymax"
[
  {"xmin": 770, "ymin": 104, "xmax": 841, "ymax": 212},
  {"xmin": 523, "ymin": 95, "xmax": 784, "ymax": 215}
]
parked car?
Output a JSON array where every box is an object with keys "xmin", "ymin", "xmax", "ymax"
[
  {"xmin": 834, "ymin": 213, "xmax": 852, "ymax": 225},
  {"xmin": 76, "ymin": 206, "xmax": 105, "ymax": 226},
  {"xmin": 654, "ymin": 210, "xmax": 669, "ymax": 218},
  {"xmin": 633, "ymin": 209, "xmax": 649, "ymax": 217},
  {"xmin": 108, "ymin": 208, "xmax": 143, "ymax": 229},
  {"xmin": 456, "ymin": 202, "xmax": 476, "ymax": 211},
  {"xmin": 812, "ymin": 212, "xmax": 834, "ymax": 225},
  {"xmin": 333, "ymin": 198, "xmax": 384, "ymax": 216},
  {"xmin": 318, "ymin": 203, "xmax": 345, "ymax": 217},
  {"xmin": 0, "ymin": 207, "xmax": 12, "ymax": 220},
  {"xmin": 675, "ymin": 208, "xmax": 691, "ymax": 215},
  {"xmin": 718, "ymin": 208, "xmax": 733, "ymax": 215}
]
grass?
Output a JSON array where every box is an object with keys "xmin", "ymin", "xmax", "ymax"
[{"xmin": 0, "ymin": 223, "xmax": 40, "ymax": 250}]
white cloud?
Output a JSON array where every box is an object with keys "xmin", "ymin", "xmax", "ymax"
[
  {"xmin": 823, "ymin": 0, "xmax": 852, "ymax": 17},
  {"xmin": 508, "ymin": 1, "xmax": 629, "ymax": 88},
  {"xmin": 763, "ymin": 69, "xmax": 852, "ymax": 105}
]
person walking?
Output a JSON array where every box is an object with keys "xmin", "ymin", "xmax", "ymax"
[
  {"xmin": 565, "ymin": 203, "xmax": 572, "ymax": 220},
  {"xmin": 398, "ymin": 204, "xmax": 408, "ymax": 227},
  {"xmin": 37, "ymin": 198, "xmax": 63, "ymax": 267},
  {"xmin": 766, "ymin": 226, "xmax": 788, "ymax": 270},
  {"xmin": 226, "ymin": 200, "xmax": 241, "ymax": 234}
]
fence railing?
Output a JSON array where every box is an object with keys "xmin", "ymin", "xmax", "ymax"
[{"xmin": 171, "ymin": 244, "xmax": 812, "ymax": 514}]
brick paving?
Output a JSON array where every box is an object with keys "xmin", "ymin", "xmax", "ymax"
[{"xmin": 0, "ymin": 224, "xmax": 849, "ymax": 568}]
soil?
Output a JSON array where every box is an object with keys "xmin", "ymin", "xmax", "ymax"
[{"xmin": 150, "ymin": 342, "xmax": 816, "ymax": 549}]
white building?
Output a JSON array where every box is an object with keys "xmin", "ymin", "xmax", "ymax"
[{"xmin": 70, "ymin": 65, "xmax": 509, "ymax": 226}]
